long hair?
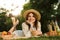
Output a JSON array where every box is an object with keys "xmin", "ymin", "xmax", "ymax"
[
  {"xmin": 9, "ymin": 14, "xmax": 17, "ymax": 22},
  {"xmin": 25, "ymin": 12, "xmax": 38, "ymax": 30}
]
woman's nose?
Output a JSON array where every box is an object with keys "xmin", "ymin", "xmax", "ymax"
[{"xmin": 30, "ymin": 17, "xmax": 33, "ymax": 19}]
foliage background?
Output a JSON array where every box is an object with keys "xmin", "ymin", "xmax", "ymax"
[{"xmin": 0, "ymin": 0, "xmax": 60, "ymax": 34}]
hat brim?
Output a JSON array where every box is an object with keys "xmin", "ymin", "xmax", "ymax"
[{"xmin": 23, "ymin": 9, "xmax": 41, "ymax": 21}]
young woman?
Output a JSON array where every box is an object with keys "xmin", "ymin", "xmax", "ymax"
[
  {"xmin": 22, "ymin": 9, "xmax": 42, "ymax": 37},
  {"xmin": 2, "ymin": 9, "xmax": 42, "ymax": 39}
]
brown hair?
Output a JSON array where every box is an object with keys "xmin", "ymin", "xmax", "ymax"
[
  {"xmin": 9, "ymin": 14, "xmax": 14, "ymax": 17},
  {"xmin": 9, "ymin": 14, "xmax": 17, "ymax": 22}
]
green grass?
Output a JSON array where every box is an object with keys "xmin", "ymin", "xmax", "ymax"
[
  {"xmin": 11, "ymin": 36, "xmax": 60, "ymax": 40},
  {"xmin": 0, "ymin": 36, "xmax": 60, "ymax": 40}
]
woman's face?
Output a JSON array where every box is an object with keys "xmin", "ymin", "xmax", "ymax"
[{"xmin": 27, "ymin": 13, "xmax": 36, "ymax": 22}]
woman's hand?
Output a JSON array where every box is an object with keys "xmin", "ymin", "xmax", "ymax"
[
  {"xmin": 31, "ymin": 30, "xmax": 42, "ymax": 36},
  {"xmin": 13, "ymin": 19, "xmax": 19, "ymax": 26},
  {"xmin": 26, "ymin": 20, "xmax": 34, "ymax": 26},
  {"xmin": 36, "ymin": 31, "xmax": 42, "ymax": 36}
]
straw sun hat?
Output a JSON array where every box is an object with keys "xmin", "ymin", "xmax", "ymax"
[{"xmin": 23, "ymin": 9, "xmax": 41, "ymax": 20}]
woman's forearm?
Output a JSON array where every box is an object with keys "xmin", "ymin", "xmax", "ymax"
[{"xmin": 8, "ymin": 26, "xmax": 16, "ymax": 33}]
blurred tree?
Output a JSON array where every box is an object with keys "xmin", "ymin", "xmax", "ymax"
[
  {"xmin": 21, "ymin": 2, "xmax": 33, "ymax": 15},
  {"xmin": 22, "ymin": 0, "xmax": 59, "ymax": 33},
  {"xmin": 5, "ymin": 17, "xmax": 12, "ymax": 31},
  {"xmin": 0, "ymin": 12, "xmax": 12, "ymax": 32},
  {"xmin": 56, "ymin": 4, "xmax": 60, "ymax": 27},
  {"xmin": 30, "ymin": 0, "xmax": 59, "ymax": 33},
  {"xmin": 0, "ymin": 12, "xmax": 7, "ymax": 32}
]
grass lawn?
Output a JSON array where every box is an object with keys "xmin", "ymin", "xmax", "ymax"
[
  {"xmin": 15, "ymin": 36, "xmax": 60, "ymax": 40},
  {"xmin": 0, "ymin": 36, "xmax": 60, "ymax": 40},
  {"xmin": 0, "ymin": 32, "xmax": 60, "ymax": 40}
]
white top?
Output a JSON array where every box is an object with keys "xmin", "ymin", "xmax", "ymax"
[{"xmin": 22, "ymin": 21, "xmax": 42, "ymax": 37}]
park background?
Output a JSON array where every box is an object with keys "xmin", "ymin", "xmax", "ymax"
[{"xmin": 0, "ymin": 0, "xmax": 60, "ymax": 40}]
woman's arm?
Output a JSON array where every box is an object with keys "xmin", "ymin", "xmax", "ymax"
[
  {"xmin": 37, "ymin": 22, "xmax": 42, "ymax": 34},
  {"xmin": 8, "ymin": 26, "xmax": 16, "ymax": 34},
  {"xmin": 37, "ymin": 22, "xmax": 41, "ymax": 31},
  {"xmin": 32, "ymin": 22, "xmax": 42, "ymax": 36},
  {"xmin": 22, "ymin": 22, "xmax": 31, "ymax": 37},
  {"xmin": 8, "ymin": 17, "xmax": 19, "ymax": 34}
]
